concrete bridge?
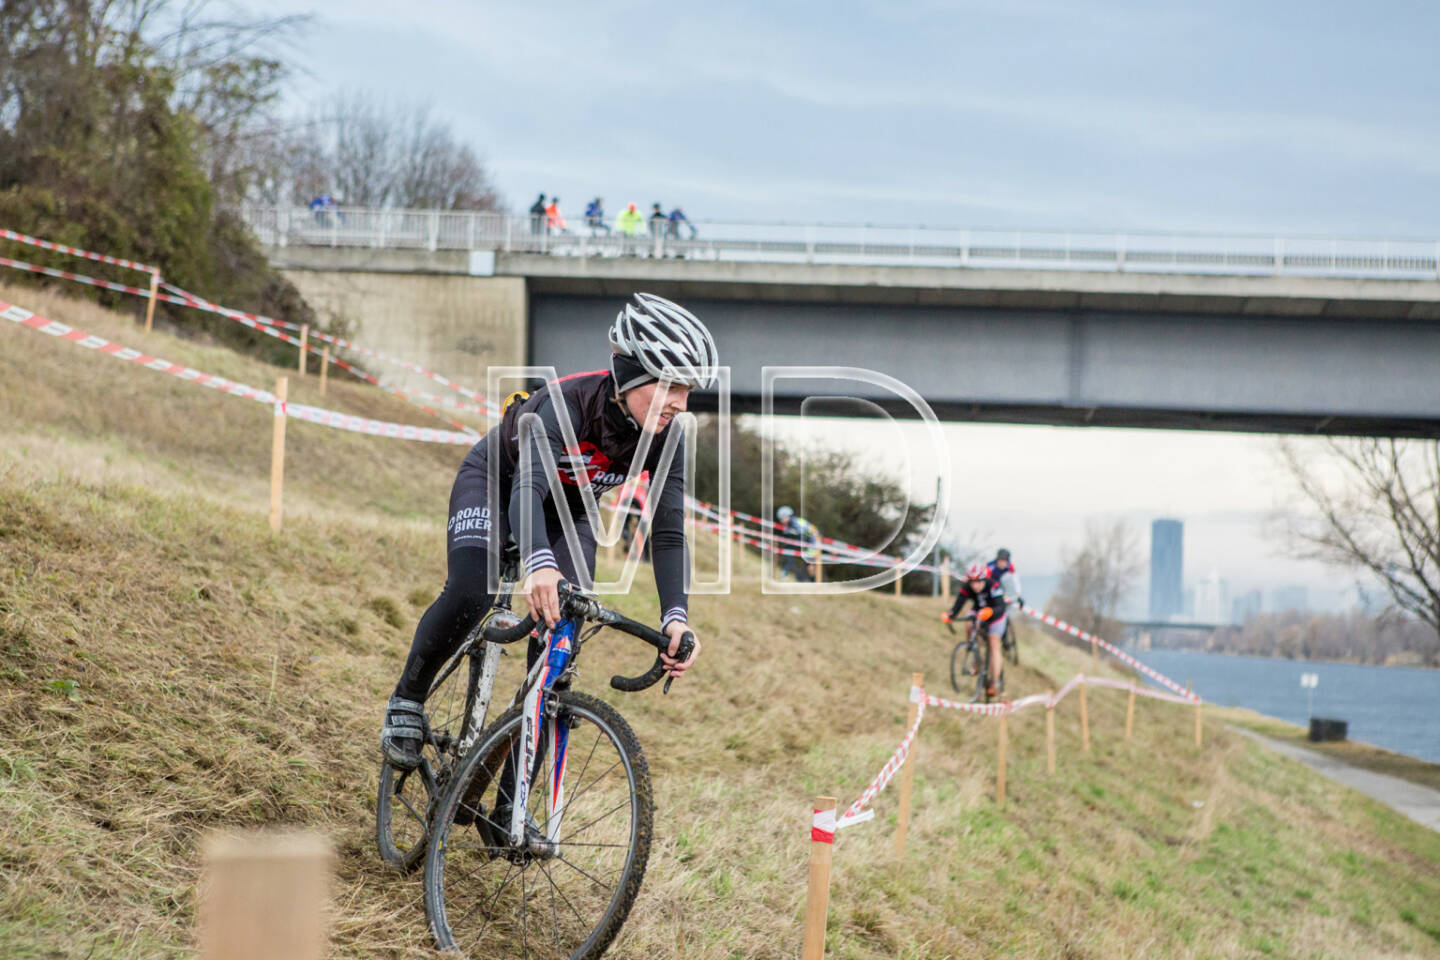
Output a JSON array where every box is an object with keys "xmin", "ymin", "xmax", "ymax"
[{"xmin": 252, "ymin": 210, "xmax": 1440, "ymax": 438}]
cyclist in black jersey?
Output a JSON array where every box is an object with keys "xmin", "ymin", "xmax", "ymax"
[
  {"xmin": 380, "ymin": 292, "xmax": 719, "ymax": 770},
  {"xmin": 943, "ymin": 561, "xmax": 1010, "ymax": 698}
]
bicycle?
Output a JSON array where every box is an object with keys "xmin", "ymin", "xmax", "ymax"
[
  {"xmin": 421, "ymin": 578, "xmax": 694, "ymax": 959},
  {"xmin": 946, "ymin": 614, "xmax": 1005, "ymax": 703}
]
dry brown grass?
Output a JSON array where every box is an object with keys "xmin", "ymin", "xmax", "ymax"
[{"xmin": 2, "ymin": 286, "xmax": 1440, "ymax": 959}]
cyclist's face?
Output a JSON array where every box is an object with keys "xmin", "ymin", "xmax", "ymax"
[
  {"xmin": 969, "ymin": 579, "xmax": 986, "ymax": 592},
  {"xmin": 625, "ymin": 380, "xmax": 691, "ymax": 434}
]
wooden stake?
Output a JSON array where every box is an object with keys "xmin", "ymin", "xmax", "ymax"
[
  {"xmin": 801, "ymin": 796, "xmax": 836, "ymax": 960},
  {"xmin": 996, "ymin": 712, "xmax": 1008, "ymax": 803},
  {"xmin": 940, "ymin": 559, "xmax": 950, "ymax": 601},
  {"xmin": 319, "ymin": 346, "xmax": 329, "ymax": 396},
  {"xmin": 1079, "ymin": 679, "xmax": 1090, "ymax": 754},
  {"xmin": 298, "ymin": 323, "xmax": 309, "ymax": 375},
  {"xmin": 268, "ymin": 376, "xmax": 288, "ymax": 533},
  {"xmin": 144, "ymin": 272, "xmax": 160, "ymax": 332},
  {"xmin": 894, "ymin": 569, "xmax": 903, "ymax": 597},
  {"xmin": 1045, "ymin": 693, "xmax": 1056, "ymax": 776},
  {"xmin": 200, "ymin": 831, "xmax": 332, "ymax": 960},
  {"xmin": 892, "ymin": 671, "xmax": 924, "ymax": 857},
  {"xmin": 1125, "ymin": 682, "xmax": 1136, "ymax": 740},
  {"xmin": 815, "ymin": 553, "xmax": 823, "ymax": 585},
  {"xmin": 1195, "ymin": 700, "xmax": 1203, "ymax": 748}
]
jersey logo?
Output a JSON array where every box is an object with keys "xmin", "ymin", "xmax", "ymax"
[{"xmin": 557, "ymin": 441, "xmax": 613, "ymax": 486}]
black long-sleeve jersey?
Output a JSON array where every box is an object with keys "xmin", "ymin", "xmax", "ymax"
[
  {"xmin": 495, "ymin": 369, "xmax": 689, "ymax": 628},
  {"xmin": 947, "ymin": 576, "xmax": 1008, "ymax": 621}
]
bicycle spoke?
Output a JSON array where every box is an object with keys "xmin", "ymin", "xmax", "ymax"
[
  {"xmin": 539, "ymin": 859, "xmax": 592, "ymax": 942},
  {"xmin": 549, "ymin": 857, "xmax": 561, "ymax": 952},
  {"xmin": 567, "ymin": 727, "xmax": 604, "ymax": 803},
  {"xmin": 395, "ymin": 787, "xmax": 427, "ymax": 826},
  {"xmin": 551, "ymin": 756, "xmax": 622, "ymax": 821},
  {"xmin": 553, "ymin": 849, "xmax": 617, "ymax": 893},
  {"xmin": 520, "ymin": 861, "xmax": 529, "ymax": 958},
  {"xmin": 559, "ymin": 797, "xmax": 630, "ymax": 846},
  {"xmin": 455, "ymin": 860, "xmax": 517, "ymax": 945}
]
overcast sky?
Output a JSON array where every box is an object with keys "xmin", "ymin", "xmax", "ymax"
[
  {"xmin": 266, "ymin": 0, "xmax": 1439, "ymax": 234},
  {"xmin": 253, "ymin": 0, "xmax": 1435, "ymax": 614}
]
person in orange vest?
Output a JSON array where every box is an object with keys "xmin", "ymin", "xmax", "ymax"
[{"xmin": 545, "ymin": 197, "xmax": 567, "ymax": 234}]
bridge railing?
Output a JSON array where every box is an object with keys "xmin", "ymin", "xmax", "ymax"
[{"xmin": 240, "ymin": 204, "xmax": 1440, "ymax": 280}]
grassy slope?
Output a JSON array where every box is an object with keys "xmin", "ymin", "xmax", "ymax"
[{"xmin": 2, "ymin": 285, "xmax": 1439, "ymax": 959}]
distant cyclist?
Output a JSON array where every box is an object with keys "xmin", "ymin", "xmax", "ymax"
[
  {"xmin": 942, "ymin": 561, "xmax": 1010, "ymax": 699},
  {"xmin": 775, "ymin": 505, "xmax": 821, "ymax": 582},
  {"xmin": 380, "ymin": 292, "xmax": 718, "ymax": 771},
  {"xmin": 989, "ymin": 547, "xmax": 1025, "ymax": 610}
]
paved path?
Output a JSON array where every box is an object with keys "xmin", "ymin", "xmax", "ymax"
[{"xmin": 1232, "ymin": 727, "xmax": 1440, "ymax": 833}]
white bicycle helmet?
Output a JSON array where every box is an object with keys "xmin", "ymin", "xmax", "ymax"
[
  {"xmin": 776, "ymin": 506, "xmax": 795, "ymax": 523},
  {"xmin": 609, "ymin": 292, "xmax": 719, "ymax": 391}
]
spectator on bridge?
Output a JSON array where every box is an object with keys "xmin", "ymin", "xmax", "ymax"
[
  {"xmin": 309, "ymin": 193, "xmax": 338, "ymax": 226},
  {"xmin": 529, "ymin": 193, "xmax": 547, "ymax": 235},
  {"xmin": 545, "ymin": 197, "xmax": 567, "ymax": 234},
  {"xmin": 585, "ymin": 197, "xmax": 609, "ymax": 235},
  {"xmin": 616, "ymin": 202, "xmax": 644, "ymax": 255},
  {"xmin": 649, "ymin": 203, "xmax": 668, "ymax": 257},
  {"xmin": 667, "ymin": 206, "xmax": 695, "ymax": 241}
]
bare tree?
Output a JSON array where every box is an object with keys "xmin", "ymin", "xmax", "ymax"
[
  {"xmin": 1051, "ymin": 519, "xmax": 1144, "ymax": 641},
  {"xmin": 272, "ymin": 92, "xmax": 500, "ymax": 210},
  {"xmin": 1277, "ymin": 438, "xmax": 1440, "ymax": 640}
]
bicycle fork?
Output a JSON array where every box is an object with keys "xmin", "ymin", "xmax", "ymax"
[{"xmin": 511, "ymin": 619, "xmax": 577, "ymax": 854}]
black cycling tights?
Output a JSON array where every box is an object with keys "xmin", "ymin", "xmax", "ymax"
[{"xmin": 394, "ymin": 546, "xmax": 494, "ymax": 702}]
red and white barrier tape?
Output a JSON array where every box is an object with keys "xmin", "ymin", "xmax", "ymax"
[
  {"xmin": 162, "ymin": 281, "xmax": 499, "ymax": 412},
  {"xmin": 2, "ymin": 298, "xmax": 476, "ymax": 446},
  {"xmin": 1, "ymin": 255, "xmax": 167, "ymax": 299},
  {"xmin": 283, "ymin": 402, "xmax": 474, "ymax": 444},
  {"xmin": 688, "ymin": 498, "xmax": 939, "ymax": 572},
  {"xmin": 1021, "ymin": 605, "xmax": 1200, "ymax": 703},
  {"xmin": 1052, "ymin": 673, "xmax": 1084, "ymax": 706},
  {"xmin": 0, "ymin": 248, "xmax": 486, "ymax": 434},
  {"xmin": 922, "ymin": 688, "xmax": 1012, "ymax": 716},
  {"xmin": 836, "ymin": 694, "xmax": 926, "ymax": 829},
  {"xmin": 1, "ymin": 228, "xmax": 157, "ymax": 275},
  {"xmin": 3, "ymin": 301, "xmax": 272, "ymax": 402}
]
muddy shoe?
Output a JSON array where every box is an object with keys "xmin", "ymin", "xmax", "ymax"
[{"xmin": 380, "ymin": 696, "xmax": 426, "ymax": 770}]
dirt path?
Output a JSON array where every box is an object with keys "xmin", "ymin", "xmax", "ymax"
[{"xmin": 1232, "ymin": 727, "xmax": 1440, "ymax": 833}]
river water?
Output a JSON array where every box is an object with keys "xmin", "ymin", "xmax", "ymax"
[{"xmin": 1122, "ymin": 648, "xmax": 1440, "ymax": 763}]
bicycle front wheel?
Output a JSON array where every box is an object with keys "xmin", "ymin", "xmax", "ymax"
[
  {"xmin": 949, "ymin": 641, "xmax": 970, "ymax": 694},
  {"xmin": 425, "ymin": 690, "xmax": 653, "ymax": 960},
  {"xmin": 1005, "ymin": 622, "xmax": 1019, "ymax": 666}
]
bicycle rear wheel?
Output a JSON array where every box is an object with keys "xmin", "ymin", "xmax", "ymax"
[
  {"xmin": 376, "ymin": 642, "xmax": 480, "ymax": 871},
  {"xmin": 425, "ymin": 690, "xmax": 653, "ymax": 960}
]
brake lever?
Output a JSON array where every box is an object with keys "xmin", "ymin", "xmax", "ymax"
[{"xmin": 661, "ymin": 631, "xmax": 696, "ymax": 695}]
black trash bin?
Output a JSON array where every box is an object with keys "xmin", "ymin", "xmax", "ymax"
[{"xmin": 1309, "ymin": 718, "xmax": 1348, "ymax": 742}]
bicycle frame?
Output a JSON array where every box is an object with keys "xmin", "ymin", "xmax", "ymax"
[{"xmin": 511, "ymin": 619, "xmax": 577, "ymax": 848}]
